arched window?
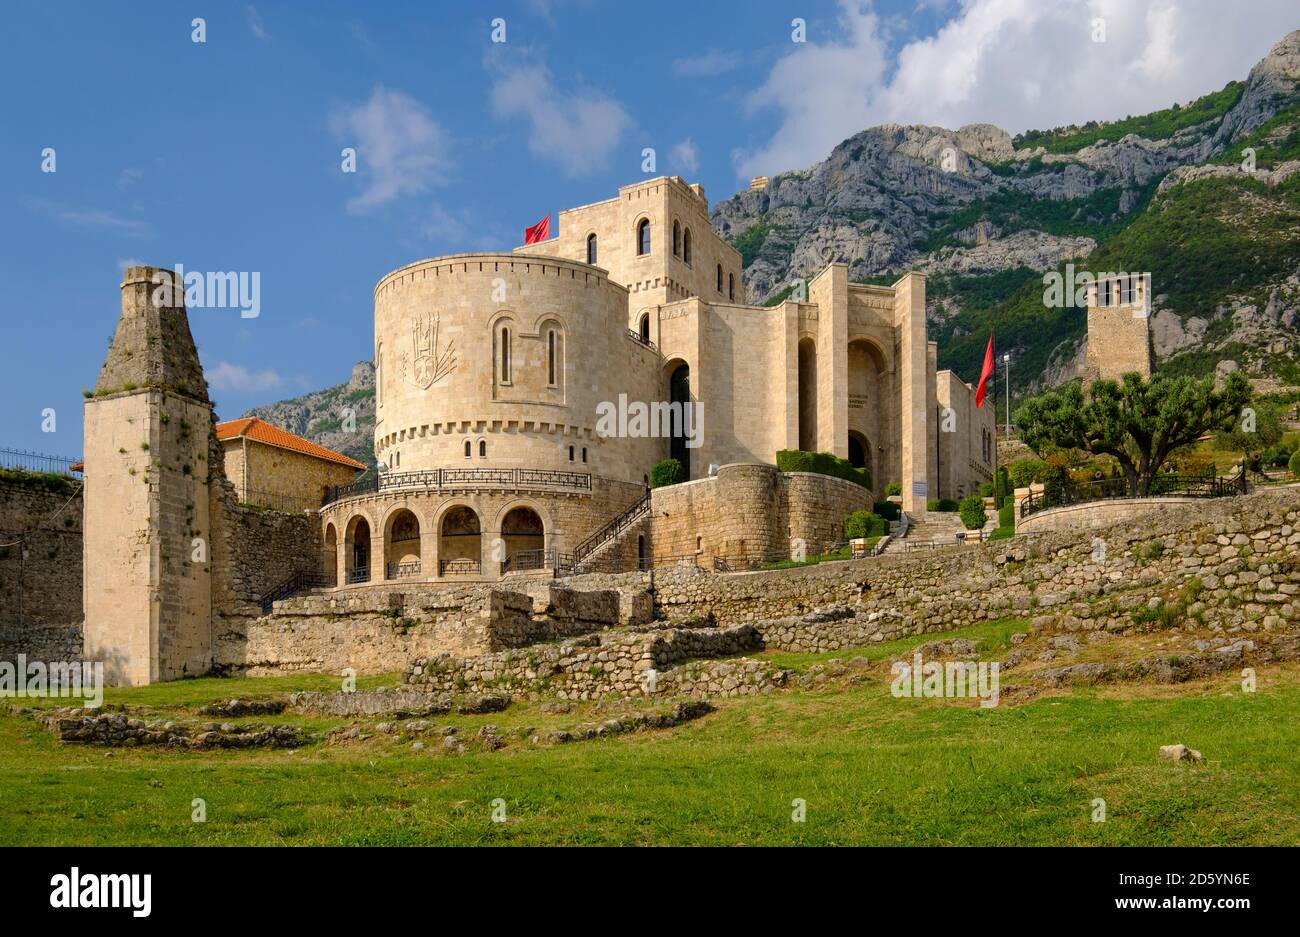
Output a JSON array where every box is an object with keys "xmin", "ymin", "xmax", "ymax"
[
  {"xmin": 728, "ymin": 273, "xmax": 735, "ymax": 301},
  {"xmin": 586, "ymin": 233, "xmax": 597, "ymax": 265},
  {"xmin": 672, "ymin": 221, "xmax": 681, "ymax": 257},
  {"xmin": 568, "ymin": 445, "xmax": 575, "ymax": 462},
  {"xmin": 683, "ymin": 228, "xmax": 692, "ymax": 265},
  {"xmin": 638, "ymin": 313, "xmax": 650, "ymax": 343},
  {"xmin": 581, "ymin": 447, "xmax": 587, "ymax": 463},
  {"xmin": 636, "ymin": 219, "xmax": 650, "ymax": 256},
  {"xmin": 547, "ymin": 328, "xmax": 558, "ymax": 386},
  {"xmin": 479, "ymin": 439, "xmax": 487, "ymax": 458},
  {"xmin": 716, "ymin": 264, "xmax": 723, "ymax": 292},
  {"xmin": 464, "ymin": 440, "xmax": 471, "ymax": 458},
  {"xmin": 499, "ymin": 325, "xmax": 511, "ymax": 382}
]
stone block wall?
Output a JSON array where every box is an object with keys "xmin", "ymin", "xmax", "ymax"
[
  {"xmin": 0, "ymin": 479, "xmax": 83, "ymax": 661},
  {"xmin": 1015, "ymin": 496, "xmax": 1200, "ymax": 536}
]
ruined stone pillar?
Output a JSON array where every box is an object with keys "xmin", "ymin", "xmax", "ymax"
[{"xmin": 83, "ymin": 267, "xmax": 215, "ymax": 685}]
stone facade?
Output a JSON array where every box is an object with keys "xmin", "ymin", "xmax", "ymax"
[
  {"xmin": 220, "ymin": 432, "xmax": 361, "ymax": 509},
  {"xmin": 1016, "ymin": 496, "xmax": 1201, "ymax": 536}
]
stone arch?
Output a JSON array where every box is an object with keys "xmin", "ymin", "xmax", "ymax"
[
  {"xmin": 683, "ymin": 227, "xmax": 692, "ymax": 265},
  {"xmin": 498, "ymin": 503, "xmax": 547, "ymax": 570},
  {"xmin": 489, "ymin": 311, "xmax": 517, "ymax": 385},
  {"xmin": 637, "ymin": 311, "xmax": 650, "ymax": 343},
  {"xmin": 438, "ymin": 503, "xmax": 482, "ymax": 576},
  {"xmin": 798, "ymin": 338, "xmax": 817, "ymax": 451},
  {"xmin": 848, "ymin": 430, "xmax": 872, "ymax": 477},
  {"xmin": 383, "ymin": 507, "xmax": 421, "ymax": 579},
  {"xmin": 323, "ymin": 522, "xmax": 338, "ymax": 587},
  {"xmin": 343, "ymin": 513, "xmax": 373, "ymax": 584},
  {"xmin": 672, "ymin": 219, "xmax": 681, "ymax": 257},
  {"xmin": 635, "ymin": 216, "xmax": 651, "ymax": 256},
  {"xmin": 848, "ymin": 338, "xmax": 888, "ymax": 482},
  {"xmin": 586, "ymin": 232, "xmax": 598, "ymax": 265},
  {"xmin": 665, "ymin": 358, "xmax": 692, "ymax": 479}
]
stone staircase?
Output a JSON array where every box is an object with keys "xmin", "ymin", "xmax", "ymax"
[{"xmin": 889, "ymin": 511, "xmax": 970, "ymax": 552}]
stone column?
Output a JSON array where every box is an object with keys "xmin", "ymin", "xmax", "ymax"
[{"xmin": 895, "ymin": 272, "xmax": 929, "ymax": 520}]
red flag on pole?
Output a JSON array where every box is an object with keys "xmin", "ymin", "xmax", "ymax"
[
  {"xmin": 524, "ymin": 215, "xmax": 551, "ymax": 244},
  {"xmin": 975, "ymin": 335, "xmax": 994, "ymax": 408}
]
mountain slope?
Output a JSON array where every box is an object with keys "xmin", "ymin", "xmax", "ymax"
[
  {"xmin": 242, "ymin": 361, "xmax": 377, "ymax": 468},
  {"xmin": 712, "ymin": 29, "xmax": 1300, "ymax": 398}
]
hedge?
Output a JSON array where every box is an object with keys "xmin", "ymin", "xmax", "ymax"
[
  {"xmin": 873, "ymin": 500, "xmax": 900, "ymax": 522},
  {"xmin": 844, "ymin": 510, "xmax": 888, "ymax": 540},
  {"xmin": 776, "ymin": 449, "xmax": 872, "ymax": 490},
  {"xmin": 959, "ymin": 494, "xmax": 987, "ymax": 530},
  {"xmin": 650, "ymin": 458, "xmax": 685, "ymax": 488},
  {"xmin": 927, "ymin": 498, "xmax": 960, "ymax": 512}
]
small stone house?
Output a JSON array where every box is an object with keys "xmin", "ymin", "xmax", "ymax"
[{"xmin": 216, "ymin": 417, "xmax": 364, "ymax": 510}]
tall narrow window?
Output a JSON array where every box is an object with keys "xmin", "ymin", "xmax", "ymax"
[
  {"xmin": 547, "ymin": 329, "xmax": 557, "ymax": 386},
  {"xmin": 672, "ymin": 221, "xmax": 681, "ymax": 257},
  {"xmin": 376, "ymin": 344, "xmax": 383, "ymax": 407},
  {"xmin": 586, "ymin": 233, "xmax": 597, "ymax": 265},
  {"xmin": 581, "ymin": 447, "xmax": 587, "ymax": 463},
  {"xmin": 638, "ymin": 313, "xmax": 650, "ymax": 343},
  {"xmin": 479, "ymin": 440, "xmax": 486, "ymax": 458},
  {"xmin": 568, "ymin": 445, "xmax": 575, "ymax": 462},
  {"xmin": 728, "ymin": 273, "xmax": 735, "ymax": 301},
  {"xmin": 683, "ymin": 228, "xmax": 692, "ymax": 265},
  {"xmin": 637, "ymin": 219, "xmax": 650, "ymax": 256},
  {"xmin": 716, "ymin": 264, "xmax": 723, "ymax": 292},
  {"xmin": 464, "ymin": 440, "xmax": 471, "ymax": 458},
  {"xmin": 499, "ymin": 326, "xmax": 511, "ymax": 382}
]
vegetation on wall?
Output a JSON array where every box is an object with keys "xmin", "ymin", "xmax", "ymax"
[
  {"xmin": 776, "ymin": 449, "xmax": 873, "ymax": 490},
  {"xmin": 649, "ymin": 458, "xmax": 685, "ymax": 488}
]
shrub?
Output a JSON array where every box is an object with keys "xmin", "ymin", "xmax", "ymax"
[
  {"xmin": 1290, "ymin": 448, "xmax": 1300, "ymax": 478},
  {"xmin": 959, "ymin": 494, "xmax": 987, "ymax": 530},
  {"xmin": 776, "ymin": 449, "xmax": 872, "ymax": 490},
  {"xmin": 927, "ymin": 498, "xmax": 959, "ymax": 512},
  {"xmin": 1007, "ymin": 458, "xmax": 1044, "ymax": 489},
  {"xmin": 650, "ymin": 458, "xmax": 685, "ymax": 488},
  {"xmin": 998, "ymin": 501, "xmax": 1015, "ymax": 529},
  {"xmin": 995, "ymin": 465, "xmax": 1011, "ymax": 507},
  {"xmin": 873, "ymin": 500, "xmax": 900, "ymax": 522},
  {"xmin": 978, "ymin": 481, "xmax": 995, "ymax": 499},
  {"xmin": 843, "ymin": 510, "xmax": 887, "ymax": 540},
  {"xmin": 884, "ymin": 482, "xmax": 902, "ymax": 496}
]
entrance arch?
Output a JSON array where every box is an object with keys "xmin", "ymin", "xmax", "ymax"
[
  {"xmin": 798, "ymin": 338, "xmax": 817, "ymax": 451},
  {"xmin": 344, "ymin": 515, "xmax": 371, "ymax": 584},
  {"xmin": 323, "ymin": 523, "xmax": 338, "ymax": 586},
  {"xmin": 439, "ymin": 505, "xmax": 482, "ymax": 576},
  {"xmin": 501, "ymin": 506, "xmax": 546, "ymax": 570},
  {"xmin": 384, "ymin": 508, "xmax": 421, "ymax": 579},
  {"xmin": 668, "ymin": 361, "xmax": 691, "ymax": 479}
]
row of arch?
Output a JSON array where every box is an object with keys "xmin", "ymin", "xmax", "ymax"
[{"xmin": 324, "ymin": 502, "xmax": 547, "ymax": 584}]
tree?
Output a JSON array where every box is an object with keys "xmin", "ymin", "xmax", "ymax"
[
  {"xmin": 1214, "ymin": 399, "xmax": 1283, "ymax": 456},
  {"xmin": 1015, "ymin": 372, "xmax": 1251, "ymax": 497}
]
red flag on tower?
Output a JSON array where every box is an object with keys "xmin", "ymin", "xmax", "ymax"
[
  {"xmin": 524, "ymin": 215, "xmax": 551, "ymax": 244},
  {"xmin": 975, "ymin": 335, "xmax": 994, "ymax": 408}
]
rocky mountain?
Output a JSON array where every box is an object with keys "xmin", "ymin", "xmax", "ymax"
[
  {"xmin": 243, "ymin": 361, "xmax": 377, "ymax": 468},
  {"xmin": 712, "ymin": 28, "xmax": 1300, "ymax": 398}
]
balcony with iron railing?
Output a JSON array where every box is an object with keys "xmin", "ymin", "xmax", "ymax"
[{"xmin": 324, "ymin": 466, "xmax": 593, "ymax": 506}]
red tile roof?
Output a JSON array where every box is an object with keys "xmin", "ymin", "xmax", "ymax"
[{"xmin": 215, "ymin": 417, "xmax": 366, "ymax": 471}]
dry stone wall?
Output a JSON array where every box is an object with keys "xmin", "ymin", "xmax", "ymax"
[{"xmin": 0, "ymin": 479, "xmax": 83, "ymax": 664}]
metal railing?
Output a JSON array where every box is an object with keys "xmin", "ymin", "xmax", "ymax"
[
  {"xmin": 260, "ymin": 569, "xmax": 331, "ymax": 614},
  {"xmin": 569, "ymin": 492, "xmax": 650, "ymax": 563},
  {"xmin": 439, "ymin": 558, "xmax": 481, "ymax": 576},
  {"xmin": 1019, "ymin": 465, "xmax": 1246, "ymax": 519},
  {"xmin": 235, "ymin": 486, "xmax": 324, "ymax": 513},
  {"xmin": 502, "ymin": 549, "xmax": 549, "ymax": 573},
  {"xmin": 0, "ymin": 448, "xmax": 81, "ymax": 476},
  {"xmin": 626, "ymin": 328, "xmax": 658, "ymax": 351},
  {"xmin": 324, "ymin": 467, "xmax": 592, "ymax": 505},
  {"xmin": 386, "ymin": 560, "xmax": 422, "ymax": 579},
  {"xmin": 346, "ymin": 566, "xmax": 371, "ymax": 584}
]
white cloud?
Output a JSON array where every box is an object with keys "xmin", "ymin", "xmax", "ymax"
[
  {"xmin": 669, "ymin": 138, "xmax": 701, "ymax": 175},
  {"xmin": 115, "ymin": 168, "xmax": 143, "ymax": 191},
  {"xmin": 736, "ymin": 0, "xmax": 1300, "ymax": 178},
  {"xmin": 329, "ymin": 86, "xmax": 452, "ymax": 213},
  {"xmin": 116, "ymin": 257, "xmax": 144, "ymax": 271},
  {"xmin": 246, "ymin": 6, "xmax": 270, "ymax": 42},
  {"xmin": 206, "ymin": 361, "xmax": 284, "ymax": 394},
  {"xmin": 25, "ymin": 197, "xmax": 152, "ymax": 237},
  {"xmin": 672, "ymin": 49, "xmax": 742, "ymax": 77},
  {"xmin": 487, "ymin": 54, "xmax": 631, "ymax": 177}
]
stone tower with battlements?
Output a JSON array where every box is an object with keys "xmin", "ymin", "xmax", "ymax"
[
  {"xmin": 83, "ymin": 267, "xmax": 217, "ymax": 685},
  {"xmin": 1084, "ymin": 273, "xmax": 1155, "ymax": 383}
]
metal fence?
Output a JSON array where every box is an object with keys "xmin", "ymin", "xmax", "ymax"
[
  {"xmin": 325, "ymin": 467, "xmax": 592, "ymax": 505},
  {"xmin": 0, "ymin": 448, "xmax": 80, "ymax": 475},
  {"xmin": 1019, "ymin": 465, "xmax": 1247, "ymax": 519},
  {"xmin": 234, "ymin": 486, "xmax": 323, "ymax": 513}
]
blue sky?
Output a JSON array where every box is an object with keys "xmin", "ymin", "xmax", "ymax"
[{"xmin": 0, "ymin": 0, "xmax": 1294, "ymax": 458}]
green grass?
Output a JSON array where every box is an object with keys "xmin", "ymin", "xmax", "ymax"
[
  {"xmin": 3, "ymin": 635, "xmax": 1300, "ymax": 846},
  {"xmin": 756, "ymin": 617, "xmax": 1024, "ymax": 672}
]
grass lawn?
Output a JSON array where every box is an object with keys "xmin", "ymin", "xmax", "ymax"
[{"xmin": 2, "ymin": 623, "xmax": 1299, "ymax": 846}]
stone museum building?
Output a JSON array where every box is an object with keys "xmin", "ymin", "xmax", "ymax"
[{"xmin": 79, "ymin": 176, "xmax": 995, "ymax": 683}]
